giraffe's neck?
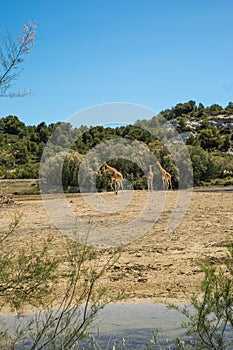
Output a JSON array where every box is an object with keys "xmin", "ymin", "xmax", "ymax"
[
  {"xmin": 105, "ymin": 163, "xmax": 116, "ymax": 174},
  {"xmin": 107, "ymin": 165, "xmax": 116, "ymax": 174},
  {"xmin": 157, "ymin": 162, "xmax": 164, "ymax": 172}
]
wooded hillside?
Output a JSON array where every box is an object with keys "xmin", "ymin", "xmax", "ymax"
[{"xmin": 1, "ymin": 101, "xmax": 233, "ymax": 190}]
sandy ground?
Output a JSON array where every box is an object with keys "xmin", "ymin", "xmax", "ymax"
[{"xmin": 0, "ymin": 188, "xmax": 232, "ymax": 310}]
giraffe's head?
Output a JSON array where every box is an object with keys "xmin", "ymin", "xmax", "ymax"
[{"xmin": 102, "ymin": 162, "xmax": 109, "ymax": 171}]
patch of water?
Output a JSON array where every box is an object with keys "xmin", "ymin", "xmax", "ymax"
[
  {"xmin": 0, "ymin": 303, "xmax": 188, "ymax": 349},
  {"xmin": 88, "ymin": 303, "xmax": 187, "ymax": 348}
]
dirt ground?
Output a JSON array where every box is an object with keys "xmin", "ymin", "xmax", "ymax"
[{"xmin": 0, "ymin": 187, "xmax": 232, "ymax": 309}]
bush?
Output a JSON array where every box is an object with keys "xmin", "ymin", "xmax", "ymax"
[
  {"xmin": 168, "ymin": 243, "xmax": 233, "ymax": 349},
  {"xmin": 0, "ymin": 214, "xmax": 122, "ymax": 349}
]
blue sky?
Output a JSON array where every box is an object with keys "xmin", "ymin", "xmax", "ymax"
[{"xmin": 1, "ymin": 0, "xmax": 233, "ymax": 126}]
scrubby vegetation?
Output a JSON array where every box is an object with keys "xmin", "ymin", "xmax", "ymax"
[
  {"xmin": 0, "ymin": 215, "xmax": 122, "ymax": 349},
  {"xmin": 1, "ymin": 101, "xmax": 233, "ymax": 189}
]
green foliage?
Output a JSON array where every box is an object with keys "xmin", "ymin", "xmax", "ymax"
[
  {"xmin": 188, "ymin": 146, "xmax": 215, "ymax": 185},
  {"xmin": 0, "ymin": 24, "xmax": 232, "ymax": 190},
  {"xmin": 225, "ymin": 102, "xmax": 233, "ymax": 115},
  {"xmin": 222, "ymin": 134, "xmax": 231, "ymax": 152},
  {"xmin": 168, "ymin": 243, "xmax": 233, "ymax": 349},
  {"xmin": 206, "ymin": 103, "xmax": 225, "ymax": 116},
  {"xmin": 1, "ymin": 100, "xmax": 233, "ymax": 188},
  {"xmin": 0, "ymin": 214, "xmax": 58, "ymax": 312},
  {"xmin": 160, "ymin": 101, "xmax": 233, "ymax": 152},
  {"xmin": 62, "ymin": 151, "xmax": 83, "ymax": 191},
  {"xmin": 0, "ymin": 115, "xmax": 27, "ymax": 136},
  {"xmin": 198, "ymin": 127, "xmax": 223, "ymax": 151},
  {"xmin": 0, "ymin": 214, "xmax": 122, "ymax": 349},
  {"xmin": 100, "ymin": 158, "xmax": 148, "ymax": 191}
]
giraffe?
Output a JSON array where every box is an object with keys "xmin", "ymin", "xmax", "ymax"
[
  {"xmin": 102, "ymin": 162, "xmax": 123, "ymax": 194},
  {"xmin": 147, "ymin": 165, "xmax": 154, "ymax": 192},
  {"xmin": 156, "ymin": 161, "xmax": 172, "ymax": 190}
]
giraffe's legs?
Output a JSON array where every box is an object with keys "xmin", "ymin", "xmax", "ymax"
[
  {"xmin": 162, "ymin": 177, "xmax": 166, "ymax": 190},
  {"xmin": 115, "ymin": 180, "xmax": 118, "ymax": 195},
  {"xmin": 110, "ymin": 177, "xmax": 122, "ymax": 194},
  {"xmin": 169, "ymin": 177, "xmax": 172, "ymax": 190},
  {"xmin": 110, "ymin": 178, "xmax": 116, "ymax": 194},
  {"xmin": 116, "ymin": 179, "xmax": 123, "ymax": 194},
  {"xmin": 168, "ymin": 178, "xmax": 172, "ymax": 190},
  {"xmin": 120, "ymin": 180, "xmax": 123, "ymax": 194},
  {"xmin": 108, "ymin": 173, "xmax": 123, "ymax": 195},
  {"xmin": 148, "ymin": 179, "xmax": 153, "ymax": 191},
  {"xmin": 162, "ymin": 175, "xmax": 173, "ymax": 190}
]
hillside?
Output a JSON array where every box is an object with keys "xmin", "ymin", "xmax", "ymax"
[{"xmin": 0, "ymin": 101, "xmax": 233, "ymax": 191}]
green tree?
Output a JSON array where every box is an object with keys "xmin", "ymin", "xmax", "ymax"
[
  {"xmin": 14, "ymin": 145, "xmax": 29, "ymax": 164},
  {"xmin": 186, "ymin": 133, "xmax": 200, "ymax": 147},
  {"xmin": 188, "ymin": 146, "xmax": 211, "ymax": 185},
  {"xmin": 0, "ymin": 115, "xmax": 27, "ymax": 135},
  {"xmin": 36, "ymin": 122, "xmax": 51, "ymax": 143},
  {"xmin": 222, "ymin": 134, "xmax": 231, "ymax": 152},
  {"xmin": 225, "ymin": 101, "xmax": 233, "ymax": 114},
  {"xmin": 206, "ymin": 103, "xmax": 225, "ymax": 116},
  {"xmin": 198, "ymin": 127, "xmax": 223, "ymax": 151},
  {"xmin": 62, "ymin": 151, "xmax": 82, "ymax": 191},
  {"xmin": 176, "ymin": 116, "xmax": 190, "ymax": 133},
  {"xmin": 173, "ymin": 100, "xmax": 196, "ymax": 117}
]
